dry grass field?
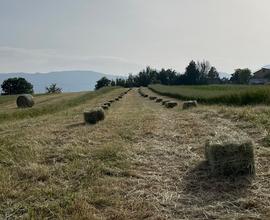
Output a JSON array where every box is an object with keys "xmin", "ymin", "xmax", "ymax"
[{"xmin": 0, "ymin": 87, "xmax": 270, "ymax": 219}]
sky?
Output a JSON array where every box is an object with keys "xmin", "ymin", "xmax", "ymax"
[{"xmin": 0, "ymin": 0, "xmax": 270, "ymax": 75}]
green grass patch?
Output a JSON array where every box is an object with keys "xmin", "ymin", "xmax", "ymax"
[
  {"xmin": 149, "ymin": 84, "xmax": 270, "ymax": 105},
  {"xmin": 0, "ymin": 87, "xmax": 117, "ymax": 123}
]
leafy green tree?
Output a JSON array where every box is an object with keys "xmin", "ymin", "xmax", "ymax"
[
  {"xmin": 230, "ymin": 68, "xmax": 251, "ymax": 84},
  {"xmin": 111, "ymin": 80, "xmax": 116, "ymax": 86},
  {"xmin": 95, "ymin": 77, "xmax": 111, "ymax": 90},
  {"xmin": 197, "ymin": 60, "xmax": 211, "ymax": 83},
  {"xmin": 1, "ymin": 77, "xmax": 33, "ymax": 95},
  {"xmin": 46, "ymin": 83, "xmax": 62, "ymax": 94},
  {"xmin": 207, "ymin": 67, "xmax": 220, "ymax": 84},
  {"xmin": 126, "ymin": 74, "xmax": 135, "ymax": 87},
  {"xmin": 184, "ymin": 60, "xmax": 201, "ymax": 84},
  {"xmin": 115, "ymin": 78, "xmax": 126, "ymax": 87}
]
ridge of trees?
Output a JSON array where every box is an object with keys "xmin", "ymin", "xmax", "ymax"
[{"xmin": 95, "ymin": 60, "xmax": 252, "ymax": 89}]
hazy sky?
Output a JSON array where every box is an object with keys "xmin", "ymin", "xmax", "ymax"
[{"xmin": 0, "ymin": 0, "xmax": 270, "ymax": 75}]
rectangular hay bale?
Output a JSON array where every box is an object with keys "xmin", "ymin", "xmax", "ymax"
[{"xmin": 205, "ymin": 134, "xmax": 255, "ymax": 176}]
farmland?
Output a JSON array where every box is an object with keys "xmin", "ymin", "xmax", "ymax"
[
  {"xmin": 149, "ymin": 84, "xmax": 270, "ymax": 105},
  {"xmin": 0, "ymin": 87, "xmax": 270, "ymax": 219}
]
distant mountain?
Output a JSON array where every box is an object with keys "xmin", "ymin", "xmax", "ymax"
[
  {"xmin": 0, "ymin": 70, "xmax": 123, "ymax": 93},
  {"xmin": 219, "ymin": 72, "xmax": 231, "ymax": 79}
]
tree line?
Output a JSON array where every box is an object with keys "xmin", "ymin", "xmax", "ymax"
[
  {"xmin": 1, "ymin": 77, "xmax": 62, "ymax": 95},
  {"xmin": 95, "ymin": 60, "xmax": 252, "ymax": 90}
]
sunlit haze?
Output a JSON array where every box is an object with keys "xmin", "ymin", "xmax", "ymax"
[{"xmin": 1, "ymin": 0, "xmax": 270, "ymax": 75}]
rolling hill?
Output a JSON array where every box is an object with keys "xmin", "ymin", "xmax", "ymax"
[{"xmin": 0, "ymin": 70, "xmax": 123, "ymax": 93}]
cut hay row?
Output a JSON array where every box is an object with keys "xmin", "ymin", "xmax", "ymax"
[
  {"xmin": 138, "ymin": 87, "xmax": 149, "ymax": 98},
  {"xmin": 139, "ymin": 88, "xmax": 179, "ymax": 109},
  {"xmin": 141, "ymin": 87, "xmax": 199, "ymax": 111},
  {"xmin": 83, "ymin": 88, "xmax": 131, "ymax": 124},
  {"xmin": 144, "ymin": 88, "xmax": 199, "ymax": 110}
]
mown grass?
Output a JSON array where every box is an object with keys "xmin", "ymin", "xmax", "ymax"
[
  {"xmin": 0, "ymin": 87, "xmax": 132, "ymax": 219},
  {"xmin": 217, "ymin": 105, "xmax": 270, "ymax": 147},
  {"xmin": 149, "ymin": 84, "xmax": 270, "ymax": 105},
  {"xmin": 0, "ymin": 87, "xmax": 118, "ymax": 124}
]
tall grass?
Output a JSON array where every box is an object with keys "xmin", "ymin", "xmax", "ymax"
[
  {"xmin": 149, "ymin": 84, "xmax": 270, "ymax": 105},
  {"xmin": 0, "ymin": 87, "xmax": 117, "ymax": 123}
]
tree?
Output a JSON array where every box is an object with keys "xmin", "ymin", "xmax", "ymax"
[
  {"xmin": 111, "ymin": 80, "xmax": 116, "ymax": 86},
  {"xmin": 46, "ymin": 83, "xmax": 62, "ymax": 94},
  {"xmin": 95, "ymin": 77, "xmax": 111, "ymax": 90},
  {"xmin": 230, "ymin": 68, "xmax": 251, "ymax": 84},
  {"xmin": 115, "ymin": 78, "xmax": 126, "ymax": 87},
  {"xmin": 207, "ymin": 67, "xmax": 220, "ymax": 84},
  {"xmin": 1, "ymin": 77, "xmax": 33, "ymax": 95},
  {"xmin": 126, "ymin": 74, "xmax": 135, "ymax": 87},
  {"xmin": 184, "ymin": 60, "xmax": 201, "ymax": 84},
  {"xmin": 197, "ymin": 60, "xmax": 211, "ymax": 83}
]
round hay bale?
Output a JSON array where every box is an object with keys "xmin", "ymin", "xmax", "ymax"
[
  {"xmin": 109, "ymin": 100, "xmax": 114, "ymax": 103},
  {"xmin": 183, "ymin": 100, "xmax": 198, "ymax": 110},
  {"xmin": 101, "ymin": 105, "xmax": 109, "ymax": 110},
  {"xmin": 115, "ymin": 98, "xmax": 119, "ymax": 101},
  {"xmin": 144, "ymin": 94, "xmax": 148, "ymax": 98},
  {"xmin": 16, "ymin": 94, "xmax": 34, "ymax": 108},
  {"xmin": 84, "ymin": 107, "xmax": 105, "ymax": 124},
  {"xmin": 165, "ymin": 101, "xmax": 177, "ymax": 108},
  {"xmin": 149, "ymin": 96, "xmax": 157, "ymax": 100},
  {"xmin": 156, "ymin": 98, "xmax": 163, "ymax": 103}
]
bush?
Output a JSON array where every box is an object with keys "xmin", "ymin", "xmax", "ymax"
[{"xmin": 46, "ymin": 83, "xmax": 62, "ymax": 94}]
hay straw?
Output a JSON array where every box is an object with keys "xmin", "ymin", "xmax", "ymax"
[
  {"xmin": 165, "ymin": 101, "xmax": 177, "ymax": 108},
  {"xmin": 183, "ymin": 100, "xmax": 198, "ymax": 110},
  {"xmin": 84, "ymin": 107, "xmax": 105, "ymax": 124},
  {"xmin": 205, "ymin": 133, "xmax": 255, "ymax": 176},
  {"xmin": 16, "ymin": 94, "xmax": 35, "ymax": 108}
]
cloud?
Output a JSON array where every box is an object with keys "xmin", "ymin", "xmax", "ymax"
[{"xmin": 0, "ymin": 47, "xmax": 144, "ymax": 75}]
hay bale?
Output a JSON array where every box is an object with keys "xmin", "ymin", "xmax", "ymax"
[
  {"xmin": 16, "ymin": 94, "xmax": 34, "ymax": 108},
  {"xmin": 149, "ymin": 96, "xmax": 157, "ymax": 100},
  {"xmin": 101, "ymin": 105, "xmax": 109, "ymax": 110},
  {"xmin": 104, "ymin": 102, "xmax": 111, "ymax": 107},
  {"xmin": 109, "ymin": 100, "xmax": 114, "ymax": 103},
  {"xmin": 115, "ymin": 98, "xmax": 119, "ymax": 101},
  {"xmin": 205, "ymin": 133, "xmax": 255, "ymax": 176},
  {"xmin": 144, "ymin": 94, "xmax": 148, "ymax": 98},
  {"xmin": 183, "ymin": 100, "xmax": 198, "ymax": 109},
  {"xmin": 156, "ymin": 98, "xmax": 163, "ymax": 103},
  {"xmin": 84, "ymin": 107, "xmax": 105, "ymax": 124},
  {"xmin": 165, "ymin": 101, "xmax": 177, "ymax": 108},
  {"xmin": 162, "ymin": 100, "xmax": 169, "ymax": 105}
]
